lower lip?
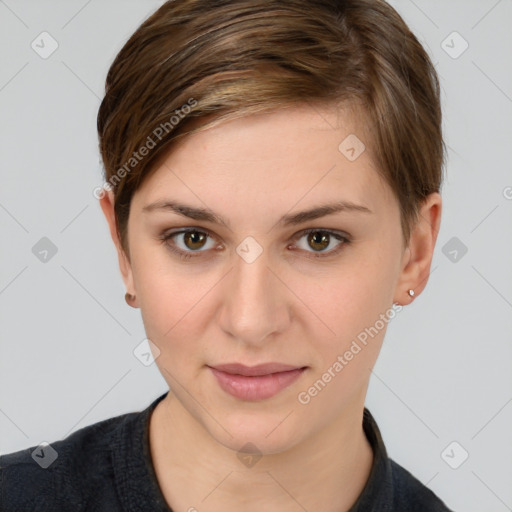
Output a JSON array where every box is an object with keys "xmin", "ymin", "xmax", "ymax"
[{"xmin": 209, "ymin": 367, "xmax": 306, "ymax": 401}]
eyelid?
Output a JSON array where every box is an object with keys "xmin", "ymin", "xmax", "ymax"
[
  {"xmin": 290, "ymin": 227, "xmax": 350, "ymax": 243},
  {"xmin": 160, "ymin": 227, "xmax": 220, "ymax": 256},
  {"xmin": 289, "ymin": 228, "xmax": 350, "ymax": 258}
]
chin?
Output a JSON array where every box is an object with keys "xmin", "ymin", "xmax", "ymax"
[{"xmin": 203, "ymin": 407, "xmax": 307, "ymax": 456}]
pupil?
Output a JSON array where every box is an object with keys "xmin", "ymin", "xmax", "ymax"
[
  {"xmin": 185, "ymin": 231, "xmax": 206, "ymax": 250},
  {"xmin": 309, "ymin": 232, "xmax": 329, "ymax": 251}
]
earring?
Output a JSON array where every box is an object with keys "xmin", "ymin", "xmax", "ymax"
[
  {"xmin": 408, "ymin": 289, "xmax": 415, "ymax": 297},
  {"xmin": 125, "ymin": 292, "xmax": 136, "ymax": 306}
]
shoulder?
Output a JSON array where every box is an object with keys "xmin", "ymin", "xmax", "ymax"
[
  {"xmin": 390, "ymin": 458, "xmax": 454, "ymax": 511},
  {"xmin": 0, "ymin": 411, "xmax": 137, "ymax": 512}
]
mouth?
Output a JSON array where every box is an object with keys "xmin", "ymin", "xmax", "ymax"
[{"xmin": 207, "ymin": 363, "xmax": 308, "ymax": 401}]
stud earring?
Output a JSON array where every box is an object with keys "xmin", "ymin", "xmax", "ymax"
[{"xmin": 408, "ymin": 289, "xmax": 415, "ymax": 297}]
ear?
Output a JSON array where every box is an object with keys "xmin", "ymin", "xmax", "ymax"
[
  {"xmin": 99, "ymin": 189, "xmax": 139, "ymax": 308},
  {"xmin": 393, "ymin": 192, "xmax": 442, "ymax": 305}
]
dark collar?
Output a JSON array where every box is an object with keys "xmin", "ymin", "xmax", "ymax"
[
  {"xmin": 111, "ymin": 392, "xmax": 392, "ymax": 512},
  {"xmin": 348, "ymin": 408, "xmax": 394, "ymax": 511}
]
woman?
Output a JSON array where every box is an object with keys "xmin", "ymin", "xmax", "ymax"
[{"xmin": 1, "ymin": 0, "xmax": 453, "ymax": 510}]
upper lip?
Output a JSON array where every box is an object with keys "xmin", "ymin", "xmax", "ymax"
[{"xmin": 208, "ymin": 363, "xmax": 306, "ymax": 377}]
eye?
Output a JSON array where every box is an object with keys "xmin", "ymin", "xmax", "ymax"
[
  {"xmin": 159, "ymin": 227, "xmax": 350, "ymax": 261},
  {"xmin": 290, "ymin": 229, "xmax": 350, "ymax": 258},
  {"xmin": 160, "ymin": 228, "xmax": 219, "ymax": 259}
]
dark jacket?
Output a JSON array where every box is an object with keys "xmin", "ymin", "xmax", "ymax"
[{"xmin": 0, "ymin": 391, "xmax": 454, "ymax": 511}]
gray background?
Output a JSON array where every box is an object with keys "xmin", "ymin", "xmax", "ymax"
[{"xmin": 1, "ymin": 1, "xmax": 511, "ymax": 510}]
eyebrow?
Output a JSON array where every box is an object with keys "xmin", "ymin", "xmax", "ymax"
[{"xmin": 142, "ymin": 199, "xmax": 373, "ymax": 228}]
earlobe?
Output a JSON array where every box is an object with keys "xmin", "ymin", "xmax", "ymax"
[
  {"xmin": 393, "ymin": 193, "xmax": 442, "ymax": 305},
  {"xmin": 99, "ymin": 190, "xmax": 139, "ymax": 308}
]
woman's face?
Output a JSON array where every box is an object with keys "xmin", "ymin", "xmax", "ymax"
[{"xmin": 117, "ymin": 104, "xmax": 411, "ymax": 453}]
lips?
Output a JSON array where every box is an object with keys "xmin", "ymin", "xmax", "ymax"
[
  {"xmin": 210, "ymin": 362, "xmax": 304, "ymax": 377},
  {"xmin": 207, "ymin": 363, "xmax": 307, "ymax": 401}
]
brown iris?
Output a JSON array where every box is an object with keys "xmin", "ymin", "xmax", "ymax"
[
  {"xmin": 307, "ymin": 231, "xmax": 330, "ymax": 252},
  {"xmin": 184, "ymin": 231, "xmax": 208, "ymax": 250}
]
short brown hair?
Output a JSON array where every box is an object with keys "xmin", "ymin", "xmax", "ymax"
[{"xmin": 97, "ymin": 0, "xmax": 445, "ymax": 252}]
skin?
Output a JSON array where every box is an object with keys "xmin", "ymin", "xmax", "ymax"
[{"xmin": 100, "ymin": 103, "xmax": 441, "ymax": 512}]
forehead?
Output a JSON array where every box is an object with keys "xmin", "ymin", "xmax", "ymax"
[
  {"xmin": 173, "ymin": 102, "xmax": 374, "ymax": 163},
  {"xmin": 132, "ymin": 104, "xmax": 393, "ymax": 218}
]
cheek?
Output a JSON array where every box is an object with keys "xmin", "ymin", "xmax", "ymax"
[
  {"xmin": 294, "ymin": 258, "xmax": 397, "ymax": 343},
  {"xmin": 291, "ymin": 250, "xmax": 399, "ymax": 384},
  {"xmin": 293, "ymin": 278, "xmax": 394, "ymax": 416},
  {"xmin": 130, "ymin": 248, "xmax": 206, "ymax": 348}
]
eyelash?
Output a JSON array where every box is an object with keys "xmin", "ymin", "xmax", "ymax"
[{"xmin": 159, "ymin": 227, "xmax": 351, "ymax": 261}]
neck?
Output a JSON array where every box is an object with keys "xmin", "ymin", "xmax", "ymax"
[{"xmin": 149, "ymin": 392, "xmax": 374, "ymax": 512}]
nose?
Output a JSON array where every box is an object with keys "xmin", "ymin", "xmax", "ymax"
[{"xmin": 217, "ymin": 244, "xmax": 290, "ymax": 346}]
